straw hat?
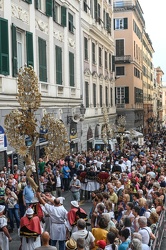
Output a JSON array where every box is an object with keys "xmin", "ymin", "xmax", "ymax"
[{"xmin": 65, "ymin": 238, "xmax": 77, "ymax": 250}]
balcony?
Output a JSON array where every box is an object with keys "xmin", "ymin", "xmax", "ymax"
[
  {"xmin": 116, "ymin": 104, "xmax": 126, "ymax": 109},
  {"xmin": 115, "ymin": 55, "xmax": 131, "ymax": 64}
]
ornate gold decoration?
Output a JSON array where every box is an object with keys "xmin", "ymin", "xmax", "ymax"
[{"xmin": 4, "ymin": 66, "xmax": 69, "ymax": 191}]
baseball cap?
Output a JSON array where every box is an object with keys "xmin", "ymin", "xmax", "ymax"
[{"xmin": 96, "ymin": 240, "xmax": 106, "ymax": 249}]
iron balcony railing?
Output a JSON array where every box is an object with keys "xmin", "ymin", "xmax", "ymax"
[{"xmin": 115, "ymin": 55, "xmax": 132, "ymax": 63}]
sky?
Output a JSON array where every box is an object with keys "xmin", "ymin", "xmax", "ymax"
[{"xmin": 139, "ymin": 0, "xmax": 166, "ymax": 81}]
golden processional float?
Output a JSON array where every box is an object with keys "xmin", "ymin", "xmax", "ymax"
[{"xmin": 4, "ymin": 66, "xmax": 69, "ymax": 191}]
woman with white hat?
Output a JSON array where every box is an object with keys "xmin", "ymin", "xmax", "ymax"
[{"xmin": 0, "ymin": 205, "xmax": 12, "ymax": 250}]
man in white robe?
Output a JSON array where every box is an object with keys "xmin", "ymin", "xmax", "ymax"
[{"xmin": 37, "ymin": 193, "xmax": 67, "ymax": 250}]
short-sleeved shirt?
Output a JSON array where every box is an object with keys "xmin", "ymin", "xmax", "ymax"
[
  {"xmin": 71, "ymin": 229, "xmax": 95, "ymax": 250},
  {"xmin": 23, "ymin": 185, "xmax": 34, "ymax": 204},
  {"xmin": 118, "ymin": 240, "xmax": 130, "ymax": 250},
  {"xmin": 0, "ymin": 216, "xmax": 7, "ymax": 229}
]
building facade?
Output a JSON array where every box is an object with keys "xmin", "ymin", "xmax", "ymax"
[
  {"xmin": 0, "ymin": 0, "xmax": 117, "ymax": 167},
  {"xmin": 113, "ymin": 0, "xmax": 154, "ymax": 132},
  {"xmin": 0, "ymin": 0, "xmax": 85, "ymax": 166},
  {"xmin": 81, "ymin": 0, "xmax": 116, "ymax": 151}
]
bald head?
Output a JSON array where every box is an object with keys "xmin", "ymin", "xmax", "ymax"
[{"xmin": 41, "ymin": 231, "xmax": 50, "ymax": 245}]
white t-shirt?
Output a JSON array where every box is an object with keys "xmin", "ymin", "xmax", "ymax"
[
  {"xmin": 71, "ymin": 229, "xmax": 95, "ymax": 250},
  {"xmin": 138, "ymin": 226, "xmax": 152, "ymax": 245}
]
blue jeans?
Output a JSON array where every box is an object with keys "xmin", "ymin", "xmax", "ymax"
[
  {"xmin": 8, "ymin": 208, "xmax": 20, "ymax": 229},
  {"xmin": 51, "ymin": 240, "xmax": 65, "ymax": 250}
]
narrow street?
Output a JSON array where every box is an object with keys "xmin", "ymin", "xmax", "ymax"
[{"xmin": 9, "ymin": 191, "xmax": 91, "ymax": 250}]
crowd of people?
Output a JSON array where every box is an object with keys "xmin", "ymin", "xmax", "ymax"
[{"xmin": 0, "ymin": 131, "xmax": 166, "ymax": 250}]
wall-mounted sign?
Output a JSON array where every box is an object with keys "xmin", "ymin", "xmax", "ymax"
[{"xmin": 0, "ymin": 126, "xmax": 7, "ymax": 151}]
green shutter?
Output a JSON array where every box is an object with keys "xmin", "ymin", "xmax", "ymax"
[
  {"xmin": 106, "ymin": 13, "xmax": 109, "ymax": 31},
  {"xmin": 85, "ymin": 82, "xmax": 89, "ymax": 108},
  {"xmin": 56, "ymin": 46, "xmax": 62, "ymax": 85},
  {"xmin": 46, "ymin": 0, "xmax": 53, "ymax": 17},
  {"xmin": 124, "ymin": 18, "xmax": 128, "ymax": 29},
  {"xmin": 125, "ymin": 87, "xmax": 129, "ymax": 104},
  {"xmin": 109, "ymin": 17, "xmax": 111, "ymax": 33},
  {"xmin": 84, "ymin": 37, "xmax": 88, "ymax": 60},
  {"xmin": 35, "ymin": 0, "xmax": 39, "ymax": 9},
  {"xmin": 109, "ymin": 53, "xmax": 111, "ymax": 71},
  {"xmin": 26, "ymin": 31, "xmax": 34, "ymax": 67},
  {"xmin": 61, "ymin": 6, "xmax": 67, "ymax": 27},
  {"xmin": 38, "ymin": 38, "xmax": 47, "ymax": 82},
  {"xmin": 25, "ymin": 0, "xmax": 32, "ymax": 3},
  {"xmin": 98, "ymin": 4, "xmax": 100, "ymax": 23},
  {"xmin": 94, "ymin": 0, "xmax": 98, "ymax": 22},
  {"xmin": 69, "ymin": 52, "xmax": 74, "ymax": 87},
  {"xmin": 112, "ymin": 55, "xmax": 115, "ymax": 72},
  {"xmin": 0, "ymin": 18, "xmax": 9, "ymax": 75},
  {"xmin": 11, "ymin": 23, "xmax": 17, "ymax": 77}
]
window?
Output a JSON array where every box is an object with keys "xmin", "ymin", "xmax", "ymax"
[
  {"xmin": 116, "ymin": 87, "xmax": 129, "ymax": 105},
  {"xmin": 84, "ymin": 37, "xmax": 88, "ymax": 60},
  {"xmin": 38, "ymin": 37, "xmax": 47, "ymax": 82},
  {"xmin": 12, "ymin": 24, "xmax": 33, "ymax": 76},
  {"xmin": 69, "ymin": 52, "xmax": 74, "ymax": 86},
  {"xmin": 105, "ymin": 51, "xmax": 107, "ymax": 69},
  {"xmin": 16, "ymin": 31, "xmax": 24, "ymax": 72},
  {"xmin": 0, "ymin": 18, "xmax": 9, "ymax": 75},
  {"xmin": 98, "ymin": 4, "xmax": 101, "ymax": 24},
  {"xmin": 56, "ymin": 46, "xmax": 62, "ymax": 85},
  {"xmin": 114, "ymin": 18, "xmax": 128, "ymax": 30},
  {"xmin": 99, "ymin": 47, "xmax": 102, "ymax": 67},
  {"xmin": 106, "ymin": 13, "xmax": 111, "ymax": 33},
  {"xmin": 92, "ymin": 42, "xmax": 96, "ymax": 64},
  {"xmin": 116, "ymin": 39, "xmax": 124, "ymax": 56},
  {"xmin": 85, "ymin": 82, "xmax": 89, "ymax": 108},
  {"xmin": 93, "ymin": 83, "xmax": 96, "ymax": 107},
  {"xmin": 134, "ymin": 67, "xmax": 140, "ymax": 79},
  {"xmin": 61, "ymin": 6, "xmax": 67, "ymax": 26},
  {"xmin": 116, "ymin": 67, "xmax": 124, "ymax": 76},
  {"xmin": 100, "ymin": 85, "xmax": 102, "ymax": 107},
  {"xmin": 114, "ymin": 1, "xmax": 124, "ymax": 7},
  {"xmin": 105, "ymin": 86, "xmax": 108, "ymax": 106},
  {"xmin": 135, "ymin": 88, "xmax": 143, "ymax": 103},
  {"xmin": 68, "ymin": 13, "xmax": 74, "ymax": 33},
  {"xmin": 53, "ymin": 2, "xmax": 60, "ymax": 23},
  {"xmin": 38, "ymin": 0, "xmax": 46, "ymax": 13},
  {"xmin": 84, "ymin": 0, "xmax": 90, "ymax": 13}
]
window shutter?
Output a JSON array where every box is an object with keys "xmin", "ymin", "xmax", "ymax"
[
  {"xmin": 35, "ymin": 0, "xmax": 39, "ymax": 9},
  {"xmin": 38, "ymin": 38, "xmax": 47, "ymax": 82},
  {"xmin": 114, "ymin": 19, "xmax": 115, "ymax": 30},
  {"xmin": 68, "ymin": 13, "xmax": 74, "ymax": 33},
  {"xmin": 106, "ymin": 13, "xmax": 109, "ymax": 31},
  {"xmin": 100, "ymin": 85, "xmax": 102, "ymax": 107},
  {"xmin": 109, "ymin": 17, "xmax": 111, "ymax": 33},
  {"xmin": 94, "ymin": 0, "xmax": 98, "ymax": 22},
  {"xmin": 26, "ymin": 31, "xmax": 34, "ymax": 67},
  {"xmin": 116, "ymin": 39, "xmax": 124, "ymax": 56},
  {"xmin": 125, "ymin": 87, "xmax": 129, "ymax": 104},
  {"xmin": 103, "ymin": 10, "xmax": 106, "ymax": 28},
  {"xmin": 93, "ymin": 83, "xmax": 96, "ymax": 107},
  {"xmin": 25, "ymin": 0, "xmax": 32, "ymax": 3},
  {"xmin": 46, "ymin": 0, "xmax": 53, "ymax": 17},
  {"xmin": 84, "ymin": 37, "xmax": 88, "ymax": 60},
  {"xmin": 115, "ymin": 87, "xmax": 116, "ymax": 104},
  {"xmin": 0, "ymin": 18, "xmax": 9, "ymax": 75},
  {"xmin": 11, "ymin": 23, "xmax": 17, "ymax": 77},
  {"xmin": 85, "ymin": 82, "xmax": 89, "ymax": 108},
  {"xmin": 112, "ymin": 55, "xmax": 115, "ymax": 72},
  {"xmin": 69, "ymin": 52, "xmax": 74, "ymax": 87},
  {"xmin": 124, "ymin": 18, "xmax": 128, "ymax": 29},
  {"xmin": 98, "ymin": 4, "xmax": 100, "ymax": 23},
  {"xmin": 56, "ymin": 46, "xmax": 62, "ymax": 85},
  {"xmin": 109, "ymin": 53, "xmax": 111, "ymax": 71},
  {"xmin": 61, "ymin": 6, "xmax": 67, "ymax": 27}
]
